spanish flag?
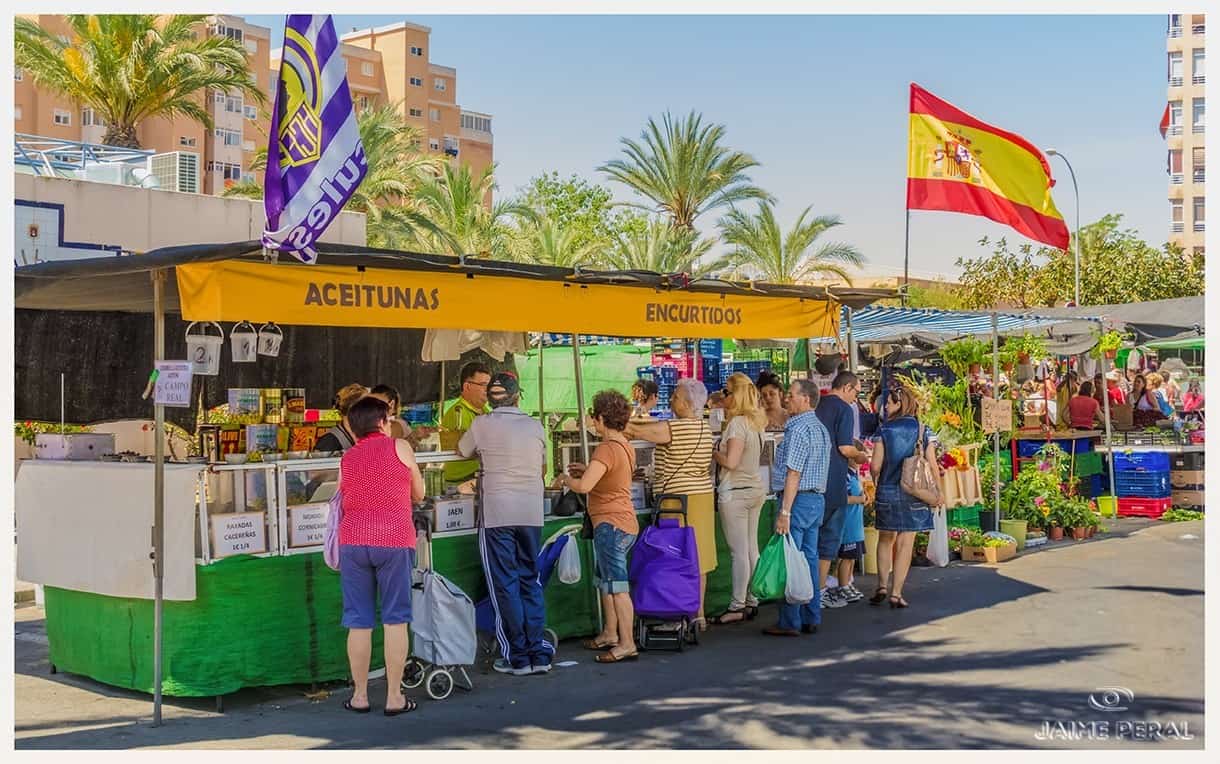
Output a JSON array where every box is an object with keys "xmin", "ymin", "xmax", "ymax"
[{"xmin": 907, "ymin": 83, "xmax": 1070, "ymax": 250}]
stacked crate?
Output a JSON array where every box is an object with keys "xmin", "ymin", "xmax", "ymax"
[
  {"xmin": 1113, "ymin": 451, "xmax": 1173, "ymax": 518},
  {"xmin": 637, "ymin": 365, "xmax": 678, "ymax": 416},
  {"xmin": 1170, "ymin": 451, "xmax": 1205, "ymax": 510}
]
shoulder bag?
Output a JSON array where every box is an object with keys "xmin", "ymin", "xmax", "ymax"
[{"xmin": 899, "ymin": 420, "xmax": 943, "ymax": 507}]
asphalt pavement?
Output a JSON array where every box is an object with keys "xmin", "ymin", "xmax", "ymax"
[{"xmin": 13, "ymin": 517, "xmax": 1205, "ymax": 749}]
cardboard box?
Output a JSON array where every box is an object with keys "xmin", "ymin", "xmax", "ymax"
[
  {"xmin": 961, "ymin": 543, "xmax": 1017, "ymax": 564},
  {"xmin": 1171, "ymin": 489, "xmax": 1205, "ymax": 509},
  {"xmin": 1170, "ymin": 470, "xmax": 1205, "ymax": 488},
  {"xmin": 1110, "ymin": 404, "xmax": 1134, "ymax": 431}
]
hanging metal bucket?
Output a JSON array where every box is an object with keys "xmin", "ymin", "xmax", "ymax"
[
  {"xmin": 257, "ymin": 321, "xmax": 284, "ymax": 358},
  {"xmin": 230, "ymin": 320, "xmax": 258, "ymax": 363},
  {"xmin": 185, "ymin": 321, "xmax": 224, "ymax": 376}
]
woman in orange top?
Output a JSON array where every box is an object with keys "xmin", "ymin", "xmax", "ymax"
[{"xmin": 559, "ymin": 390, "xmax": 639, "ymax": 663}]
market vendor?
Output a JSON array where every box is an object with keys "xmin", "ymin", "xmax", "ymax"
[
  {"xmin": 1104, "ymin": 370, "xmax": 1126, "ymax": 406},
  {"xmin": 315, "ymin": 383, "xmax": 370, "ymax": 452},
  {"xmin": 630, "ymin": 379, "xmax": 660, "ymax": 420},
  {"xmin": 439, "ymin": 362, "xmax": 492, "ymax": 486}
]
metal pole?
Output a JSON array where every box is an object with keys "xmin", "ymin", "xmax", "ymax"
[
  {"xmin": 572, "ymin": 333, "xmax": 590, "ymax": 464},
  {"xmin": 1099, "ymin": 320, "xmax": 1117, "ymax": 501},
  {"xmin": 538, "ymin": 339, "xmax": 546, "ymax": 425},
  {"xmin": 846, "ymin": 309, "xmax": 857, "ymax": 374},
  {"xmin": 438, "ymin": 363, "xmax": 446, "ymax": 431},
  {"xmin": 1047, "ymin": 149, "xmax": 1081, "ymax": 306},
  {"xmin": 151, "ymin": 269, "xmax": 166, "ymax": 726},
  {"xmin": 992, "ymin": 312, "xmax": 1001, "ymax": 532},
  {"xmin": 902, "ymin": 210, "xmax": 911, "ymax": 307}
]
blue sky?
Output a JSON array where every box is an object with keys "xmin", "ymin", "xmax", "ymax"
[{"xmin": 251, "ymin": 14, "xmax": 1171, "ymax": 281}]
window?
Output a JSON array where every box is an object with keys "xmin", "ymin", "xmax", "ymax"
[
  {"xmin": 53, "ymin": 108, "xmax": 71, "ymax": 126},
  {"xmin": 1193, "ymin": 197, "xmax": 1205, "ymax": 231},
  {"xmin": 1192, "ymin": 98, "xmax": 1205, "ymax": 133},
  {"xmin": 81, "ymin": 108, "xmax": 104, "ymax": 127},
  {"xmin": 429, "ymin": 108, "xmax": 440, "ymax": 122},
  {"xmin": 1169, "ymin": 52, "xmax": 1184, "ymax": 86},
  {"xmin": 215, "ymin": 24, "xmax": 243, "ymax": 43},
  {"xmin": 1193, "ymin": 49, "xmax": 1205, "ymax": 84},
  {"xmin": 434, "ymin": 77, "xmax": 447, "ymax": 91},
  {"xmin": 14, "ymin": 105, "xmax": 22, "ymax": 120},
  {"xmin": 244, "ymin": 38, "xmax": 258, "ymax": 55},
  {"xmin": 1170, "ymin": 149, "xmax": 1183, "ymax": 183},
  {"xmin": 1169, "ymin": 14, "xmax": 1183, "ymax": 36},
  {"xmin": 443, "ymin": 135, "xmax": 459, "ymax": 156},
  {"xmin": 1169, "ymin": 100, "xmax": 1183, "ymax": 135},
  {"xmin": 461, "ymin": 113, "xmax": 492, "ymax": 132},
  {"xmin": 215, "ymin": 128, "xmax": 242, "ymax": 146},
  {"xmin": 241, "ymin": 172, "xmax": 256, "ymax": 184},
  {"xmin": 409, "ymin": 77, "xmax": 423, "ymax": 87},
  {"xmin": 208, "ymin": 161, "xmax": 243, "ymax": 181},
  {"xmin": 14, "ymin": 67, "xmax": 22, "ymax": 81},
  {"xmin": 1193, "ymin": 146, "xmax": 1205, "ymax": 182},
  {"xmin": 249, "ymin": 71, "xmax": 258, "ymax": 86},
  {"xmin": 213, "ymin": 89, "xmax": 227, "ymax": 105},
  {"xmin": 429, "ymin": 138, "xmax": 440, "ymax": 151},
  {"xmin": 180, "ymin": 136, "xmax": 197, "ymax": 147},
  {"xmin": 1171, "ymin": 199, "xmax": 1184, "ymax": 232},
  {"xmin": 1193, "ymin": 246, "xmax": 1205, "ymax": 257},
  {"xmin": 358, "ymin": 95, "xmax": 370, "ymax": 111},
  {"xmin": 225, "ymin": 95, "xmax": 243, "ymax": 114},
  {"xmin": 242, "ymin": 139, "xmax": 256, "ymax": 152},
  {"xmin": 361, "ymin": 61, "xmax": 374, "ymax": 77},
  {"xmin": 410, "ymin": 46, "xmax": 423, "ymax": 56},
  {"xmin": 408, "ymin": 107, "xmax": 423, "ymax": 118},
  {"xmin": 244, "ymin": 104, "xmax": 257, "ymax": 120}
]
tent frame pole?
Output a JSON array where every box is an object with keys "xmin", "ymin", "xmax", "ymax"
[
  {"xmin": 571, "ymin": 333, "xmax": 601, "ymax": 630},
  {"xmin": 151, "ymin": 268, "xmax": 166, "ymax": 726},
  {"xmin": 992, "ymin": 312, "xmax": 1001, "ymax": 533},
  {"xmin": 1099, "ymin": 319, "xmax": 1116, "ymax": 501},
  {"xmin": 846, "ymin": 309, "xmax": 857, "ymax": 374}
]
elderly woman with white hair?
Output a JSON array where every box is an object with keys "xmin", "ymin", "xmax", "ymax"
[{"xmin": 627, "ymin": 376, "xmax": 716, "ymax": 630}]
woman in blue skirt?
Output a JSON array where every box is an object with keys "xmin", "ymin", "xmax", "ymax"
[{"xmin": 868, "ymin": 383, "xmax": 939, "ymax": 610}]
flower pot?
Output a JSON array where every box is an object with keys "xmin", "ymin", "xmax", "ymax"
[
  {"xmin": 1086, "ymin": 526, "xmax": 1096, "ymax": 538},
  {"xmin": 999, "ymin": 519, "xmax": 1028, "ymax": 550},
  {"xmin": 1029, "ymin": 526, "xmax": 1044, "ymax": 535},
  {"xmin": 1071, "ymin": 526, "xmax": 1088, "ymax": 541},
  {"xmin": 1017, "ymin": 352, "xmax": 1031, "ymax": 364},
  {"xmin": 1104, "ymin": 349, "xmax": 1117, "ymax": 360},
  {"xmin": 1049, "ymin": 526, "xmax": 1064, "ymax": 541},
  {"xmin": 978, "ymin": 510, "xmax": 997, "ymax": 532}
]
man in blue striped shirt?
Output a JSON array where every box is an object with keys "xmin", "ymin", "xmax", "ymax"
[{"xmin": 764, "ymin": 378, "xmax": 832, "ymax": 637}]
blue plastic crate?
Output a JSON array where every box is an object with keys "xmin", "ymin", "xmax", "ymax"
[
  {"xmin": 1112, "ymin": 450, "xmax": 1171, "ymax": 473},
  {"xmin": 1017, "ymin": 438, "xmax": 1095, "ymax": 459},
  {"xmin": 698, "ymin": 339, "xmax": 722, "ymax": 359},
  {"xmin": 1115, "ymin": 471, "xmax": 1172, "ymax": 498}
]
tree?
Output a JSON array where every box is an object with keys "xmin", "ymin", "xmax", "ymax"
[
  {"xmin": 15, "ymin": 14, "xmax": 265, "ymax": 148},
  {"xmin": 506, "ymin": 216, "xmax": 604, "ymax": 268},
  {"xmin": 515, "ymin": 172, "xmax": 634, "ymax": 252},
  {"xmin": 224, "ymin": 104, "xmax": 449, "ymax": 250},
  {"xmin": 413, "ymin": 163, "xmax": 533, "ymax": 258},
  {"xmin": 601, "ymin": 218, "xmax": 725, "ymax": 276},
  {"xmin": 598, "ymin": 110, "xmax": 771, "ymax": 230},
  {"xmin": 718, "ymin": 201, "xmax": 865, "ymax": 284},
  {"xmin": 957, "ymin": 214, "xmax": 1205, "ymax": 309}
]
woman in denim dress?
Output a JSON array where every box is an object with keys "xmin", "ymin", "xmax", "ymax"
[{"xmin": 868, "ymin": 384, "xmax": 939, "ymax": 610}]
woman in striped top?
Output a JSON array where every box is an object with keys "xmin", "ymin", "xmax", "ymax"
[{"xmin": 627, "ymin": 377, "xmax": 715, "ymax": 630}]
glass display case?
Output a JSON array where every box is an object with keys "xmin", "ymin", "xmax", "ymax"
[{"xmin": 197, "ymin": 463, "xmax": 279, "ymax": 564}]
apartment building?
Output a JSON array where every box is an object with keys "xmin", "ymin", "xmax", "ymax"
[
  {"xmin": 1167, "ymin": 13, "xmax": 1206, "ymax": 255},
  {"xmin": 15, "ymin": 14, "xmax": 271, "ymax": 196}
]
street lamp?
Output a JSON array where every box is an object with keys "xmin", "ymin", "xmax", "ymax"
[{"xmin": 1045, "ymin": 149, "xmax": 1080, "ymax": 306}]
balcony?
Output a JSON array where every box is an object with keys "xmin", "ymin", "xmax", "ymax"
[
  {"xmin": 1172, "ymin": 221, "xmax": 1185, "ymax": 232},
  {"xmin": 1170, "ymin": 76, "xmax": 1184, "ymax": 87},
  {"xmin": 1194, "ymin": 75, "xmax": 1206, "ymax": 85},
  {"xmin": 1169, "ymin": 124, "xmax": 1184, "ymax": 136},
  {"xmin": 1194, "ymin": 221, "xmax": 1205, "ymax": 232},
  {"xmin": 1193, "ymin": 123, "xmax": 1206, "ymax": 134},
  {"xmin": 1171, "ymin": 173, "xmax": 1184, "ymax": 184},
  {"xmin": 1192, "ymin": 24, "xmax": 1205, "ymax": 35},
  {"xmin": 1170, "ymin": 26, "xmax": 1183, "ymax": 38},
  {"xmin": 1194, "ymin": 169, "xmax": 1206, "ymax": 183}
]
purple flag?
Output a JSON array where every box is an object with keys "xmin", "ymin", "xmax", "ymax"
[{"xmin": 262, "ymin": 15, "xmax": 366, "ymax": 264}]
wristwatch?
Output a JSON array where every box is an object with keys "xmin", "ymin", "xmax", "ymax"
[{"xmin": 780, "ymin": 509, "xmax": 791, "ymax": 516}]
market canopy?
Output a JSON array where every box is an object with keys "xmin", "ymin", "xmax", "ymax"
[
  {"xmin": 16, "ymin": 241, "xmax": 895, "ymax": 341},
  {"xmin": 809, "ymin": 305, "xmax": 1089, "ymax": 346},
  {"xmin": 1031, "ymin": 295, "xmax": 1204, "ymax": 344}
]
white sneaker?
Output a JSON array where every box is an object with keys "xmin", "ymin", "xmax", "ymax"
[
  {"xmin": 821, "ymin": 588, "xmax": 848, "ymax": 609},
  {"xmin": 842, "ymin": 584, "xmax": 865, "ymax": 603},
  {"xmin": 493, "ymin": 658, "xmax": 532, "ymax": 676}
]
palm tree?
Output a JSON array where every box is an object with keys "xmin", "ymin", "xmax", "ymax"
[
  {"xmin": 413, "ymin": 163, "xmax": 533, "ymax": 259},
  {"xmin": 224, "ymin": 104, "xmax": 450, "ymax": 249},
  {"xmin": 601, "ymin": 218, "xmax": 727, "ymax": 277},
  {"xmin": 507, "ymin": 216, "xmax": 604, "ymax": 268},
  {"xmin": 598, "ymin": 110, "xmax": 771, "ymax": 231},
  {"xmin": 15, "ymin": 14, "xmax": 265, "ymax": 148},
  {"xmin": 718, "ymin": 201, "xmax": 865, "ymax": 284}
]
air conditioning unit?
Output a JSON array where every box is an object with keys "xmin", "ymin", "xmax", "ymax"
[
  {"xmin": 81, "ymin": 161, "xmax": 135, "ymax": 187},
  {"xmin": 148, "ymin": 151, "xmax": 201, "ymax": 194}
]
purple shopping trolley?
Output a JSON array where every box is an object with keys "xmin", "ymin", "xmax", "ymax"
[{"xmin": 629, "ymin": 494, "xmax": 701, "ymax": 651}]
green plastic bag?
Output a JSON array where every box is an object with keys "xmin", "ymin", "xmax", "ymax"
[{"xmin": 749, "ymin": 534, "xmax": 788, "ymax": 602}]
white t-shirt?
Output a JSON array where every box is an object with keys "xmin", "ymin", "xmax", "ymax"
[{"xmin": 717, "ymin": 415, "xmax": 764, "ymax": 496}]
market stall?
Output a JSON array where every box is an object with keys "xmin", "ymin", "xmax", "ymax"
[{"xmin": 15, "ymin": 241, "xmax": 890, "ymax": 711}]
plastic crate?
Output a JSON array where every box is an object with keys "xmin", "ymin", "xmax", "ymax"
[
  {"xmin": 1115, "ymin": 471, "xmax": 1172, "ymax": 498},
  {"xmin": 946, "ymin": 505, "xmax": 981, "ymax": 529},
  {"xmin": 1072, "ymin": 451, "xmax": 1104, "ymax": 477},
  {"xmin": 1116, "ymin": 496, "xmax": 1172, "ymax": 518},
  {"xmin": 1017, "ymin": 438, "xmax": 1093, "ymax": 459},
  {"xmin": 1171, "ymin": 452, "xmax": 1205, "ymax": 471},
  {"xmin": 1112, "ymin": 450, "xmax": 1171, "ymax": 473}
]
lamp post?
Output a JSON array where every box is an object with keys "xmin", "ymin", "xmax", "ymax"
[{"xmin": 1046, "ymin": 149, "xmax": 1080, "ymax": 306}]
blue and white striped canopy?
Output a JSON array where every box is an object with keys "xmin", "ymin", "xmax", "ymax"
[{"xmin": 810, "ymin": 306, "xmax": 1088, "ymax": 345}]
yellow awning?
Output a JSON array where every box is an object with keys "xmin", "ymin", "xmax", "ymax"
[{"xmin": 177, "ymin": 260, "xmax": 839, "ymax": 340}]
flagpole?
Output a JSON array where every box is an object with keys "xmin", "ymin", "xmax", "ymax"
[{"xmin": 902, "ymin": 209, "xmax": 911, "ymax": 307}]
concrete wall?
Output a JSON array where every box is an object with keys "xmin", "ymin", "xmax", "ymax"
[{"xmin": 15, "ymin": 173, "xmax": 366, "ymax": 262}]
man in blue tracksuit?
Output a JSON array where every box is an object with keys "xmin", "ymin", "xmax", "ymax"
[
  {"xmin": 763, "ymin": 378, "xmax": 832, "ymax": 637},
  {"xmin": 458, "ymin": 373, "xmax": 551, "ymax": 675}
]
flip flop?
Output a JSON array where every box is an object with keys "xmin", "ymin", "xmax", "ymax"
[
  {"xmin": 582, "ymin": 638, "xmax": 618, "ymax": 650},
  {"xmin": 594, "ymin": 650, "xmax": 639, "ymax": 663},
  {"xmin": 383, "ymin": 697, "xmax": 418, "ymax": 717},
  {"xmin": 343, "ymin": 699, "xmax": 372, "ymax": 714}
]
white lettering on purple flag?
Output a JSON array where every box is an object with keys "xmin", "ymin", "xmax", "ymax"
[{"xmin": 262, "ymin": 15, "xmax": 367, "ymax": 264}]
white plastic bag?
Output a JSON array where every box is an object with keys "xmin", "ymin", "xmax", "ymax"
[
  {"xmin": 782, "ymin": 533, "xmax": 815, "ymax": 604},
  {"xmin": 556, "ymin": 534, "xmax": 582, "ymax": 584},
  {"xmin": 928, "ymin": 508, "xmax": 950, "ymax": 568}
]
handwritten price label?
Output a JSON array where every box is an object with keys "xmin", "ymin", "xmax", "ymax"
[{"xmin": 154, "ymin": 361, "xmax": 194, "ymax": 408}]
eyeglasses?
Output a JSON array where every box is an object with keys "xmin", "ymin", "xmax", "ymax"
[{"xmin": 466, "ymin": 380, "xmax": 489, "ymax": 388}]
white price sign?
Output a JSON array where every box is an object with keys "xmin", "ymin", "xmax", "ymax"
[
  {"xmin": 434, "ymin": 497, "xmax": 476, "ymax": 532},
  {"xmin": 210, "ymin": 511, "xmax": 267, "ymax": 558},
  {"xmin": 289, "ymin": 503, "xmax": 330, "ymax": 548},
  {"xmin": 154, "ymin": 361, "xmax": 193, "ymax": 408}
]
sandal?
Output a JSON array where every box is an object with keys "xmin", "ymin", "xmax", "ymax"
[
  {"xmin": 594, "ymin": 649, "xmax": 639, "ymax": 663},
  {"xmin": 383, "ymin": 697, "xmax": 418, "ymax": 716},
  {"xmin": 582, "ymin": 638, "xmax": 618, "ymax": 651},
  {"xmin": 343, "ymin": 699, "xmax": 372, "ymax": 714},
  {"xmin": 868, "ymin": 587, "xmax": 889, "ymax": 606},
  {"xmin": 710, "ymin": 609, "xmax": 747, "ymax": 625},
  {"xmin": 746, "ymin": 605, "xmax": 759, "ymax": 620},
  {"xmin": 889, "ymin": 595, "xmax": 909, "ymax": 609}
]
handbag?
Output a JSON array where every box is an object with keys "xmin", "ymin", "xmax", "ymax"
[
  {"xmin": 323, "ymin": 488, "xmax": 343, "ymax": 571},
  {"xmin": 899, "ymin": 421, "xmax": 943, "ymax": 507}
]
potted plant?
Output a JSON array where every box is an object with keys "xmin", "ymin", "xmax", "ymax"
[
  {"xmin": 940, "ymin": 337, "xmax": 992, "ymax": 379},
  {"xmin": 1057, "ymin": 498, "xmax": 1091, "ymax": 540},
  {"xmin": 960, "ymin": 529, "xmax": 1018, "ymax": 563},
  {"xmin": 1006, "ymin": 333, "xmax": 1048, "ymax": 366},
  {"xmin": 1091, "ymin": 329, "xmax": 1128, "ymax": 360}
]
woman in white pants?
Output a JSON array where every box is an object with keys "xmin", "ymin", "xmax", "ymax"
[{"xmin": 711, "ymin": 372, "xmax": 768, "ymax": 624}]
